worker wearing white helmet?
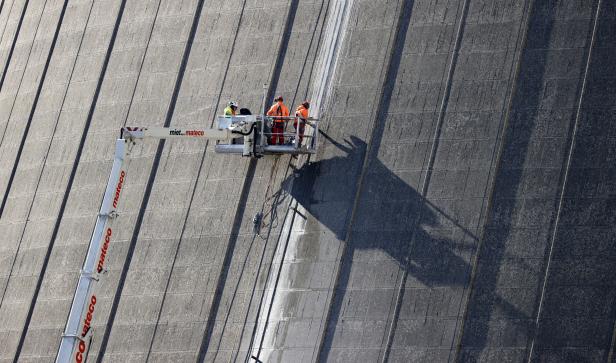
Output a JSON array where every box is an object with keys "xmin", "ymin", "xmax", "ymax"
[{"xmin": 224, "ymin": 101, "xmax": 238, "ymax": 116}]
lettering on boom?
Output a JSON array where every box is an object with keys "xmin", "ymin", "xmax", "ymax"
[
  {"xmin": 112, "ymin": 170, "xmax": 125, "ymax": 209},
  {"xmin": 169, "ymin": 129, "xmax": 204, "ymax": 136},
  {"xmin": 75, "ymin": 295, "xmax": 97, "ymax": 363},
  {"xmin": 97, "ymin": 228, "xmax": 112, "ymax": 273}
]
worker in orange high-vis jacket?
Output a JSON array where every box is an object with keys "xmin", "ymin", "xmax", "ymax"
[
  {"xmin": 294, "ymin": 101, "xmax": 309, "ymax": 146},
  {"xmin": 266, "ymin": 96, "xmax": 289, "ymax": 145}
]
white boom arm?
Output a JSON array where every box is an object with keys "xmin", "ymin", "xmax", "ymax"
[
  {"xmin": 56, "ymin": 139, "xmax": 127, "ymax": 363},
  {"xmin": 56, "ymin": 124, "xmax": 249, "ymax": 363},
  {"xmin": 122, "ymin": 126, "xmax": 233, "ymax": 140}
]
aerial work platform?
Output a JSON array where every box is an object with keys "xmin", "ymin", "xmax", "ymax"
[{"xmin": 214, "ymin": 114, "xmax": 319, "ymax": 156}]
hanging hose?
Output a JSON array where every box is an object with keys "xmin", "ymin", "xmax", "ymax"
[{"xmin": 231, "ymin": 123, "xmax": 256, "ymax": 136}]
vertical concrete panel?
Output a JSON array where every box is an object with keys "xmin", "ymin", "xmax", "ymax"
[
  {"xmin": 0, "ymin": 0, "xmax": 18, "ymax": 58},
  {"xmin": 529, "ymin": 2, "xmax": 616, "ymax": 361},
  {"xmin": 0, "ymin": 0, "xmax": 27, "ymax": 93},
  {"xmin": 0, "ymin": 0, "xmax": 68, "ymax": 359},
  {"xmin": 458, "ymin": 0, "xmax": 602, "ymax": 361},
  {"xmin": 0, "ymin": 0, "xmax": 43, "ymax": 194},
  {"xmin": 385, "ymin": 0, "xmax": 530, "ymax": 362}
]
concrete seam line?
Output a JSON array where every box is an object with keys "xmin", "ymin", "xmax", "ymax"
[
  {"xmin": 120, "ymin": 0, "xmax": 166, "ymax": 128},
  {"xmin": 0, "ymin": 0, "xmax": 16, "ymax": 95},
  {"xmin": 94, "ymin": 0, "xmax": 208, "ymax": 359},
  {"xmin": 290, "ymin": 0, "xmax": 329, "ymax": 108},
  {"xmin": 608, "ymin": 318, "xmax": 616, "ymax": 362},
  {"xmin": 0, "ymin": 0, "xmax": 10, "ymax": 42},
  {"xmin": 265, "ymin": 0, "xmax": 300, "ymax": 103},
  {"xmin": 0, "ymin": 0, "xmax": 13, "ymax": 43},
  {"xmin": 450, "ymin": 0, "xmax": 536, "ymax": 360},
  {"xmin": 231, "ymin": 161, "xmax": 284, "ymax": 362},
  {"xmin": 144, "ymin": 131, "xmax": 215, "ymax": 361},
  {"xmin": 215, "ymin": 161, "xmax": 282, "ymax": 361},
  {"xmin": 0, "ymin": 0, "xmax": 17, "ymax": 148},
  {"xmin": 11, "ymin": 0, "xmax": 96, "ymax": 360},
  {"xmin": 526, "ymin": 0, "xmax": 603, "ymax": 360},
  {"xmin": 244, "ymin": 153, "xmax": 309, "ymax": 361},
  {"xmin": 0, "ymin": 0, "xmax": 27, "ymax": 93},
  {"xmin": 206, "ymin": 0, "xmax": 248, "ymax": 129},
  {"xmin": 0, "ymin": 0, "xmax": 15, "ymax": 41},
  {"xmin": 380, "ymin": 0, "xmax": 471, "ymax": 360},
  {"xmin": 197, "ymin": 158, "xmax": 256, "ymax": 360},
  {"xmin": 0, "ymin": 0, "xmax": 51, "ymax": 311},
  {"xmin": 311, "ymin": 0, "xmax": 408, "ymax": 360},
  {"xmin": 228, "ymin": 159, "xmax": 285, "ymax": 362},
  {"xmin": 0, "ymin": 0, "xmax": 47, "ymax": 218},
  {"xmin": 248, "ymin": 199, "xmax": 297, "ymax": 362}
]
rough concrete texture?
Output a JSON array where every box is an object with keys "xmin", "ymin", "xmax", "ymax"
[{"xmin": 0, "ymin": 0, "xmax": 613, "ymax": 362}]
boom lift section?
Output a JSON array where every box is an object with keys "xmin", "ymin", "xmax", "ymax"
[{"xmin": 56, "ymin": 114, "xmax": 318, "ymax": 362}]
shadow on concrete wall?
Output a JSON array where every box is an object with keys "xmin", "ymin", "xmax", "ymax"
[
  {"xmin": 290, "ymin": 134, "xmax": 472, "ymax": 283},
  {"xmin": 284, "ymin": 134, "xmax": 526, "ymax": 361}
]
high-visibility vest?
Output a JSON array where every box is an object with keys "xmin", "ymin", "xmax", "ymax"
[
  {"xmin": 224, "ymin": 106, "xmax": 236, "ymax": 116},
  {"xmin": 267, "ymin": 102, "xmax": 289, "ymax": 123},
  {"xmin": 296, "ymin": 105, "xmax": 308, "ymax": 120}
]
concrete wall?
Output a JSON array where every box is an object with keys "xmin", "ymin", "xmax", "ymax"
[{"xmin": 0, "ymin": 0, "xmax": 613, "ymax": 362}]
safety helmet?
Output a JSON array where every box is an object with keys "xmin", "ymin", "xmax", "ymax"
[
  {"xmin": 302, "ymin": 101, "xmax": 310, "ymax": 109},
  {"xmin": 228, "ymin": 101, "xmax": 238, "ymax": 108}
]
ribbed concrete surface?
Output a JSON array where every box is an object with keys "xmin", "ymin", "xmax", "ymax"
[{"xmin": 0, "ymin": 0, "xmax": 614, "ymax": 362}]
